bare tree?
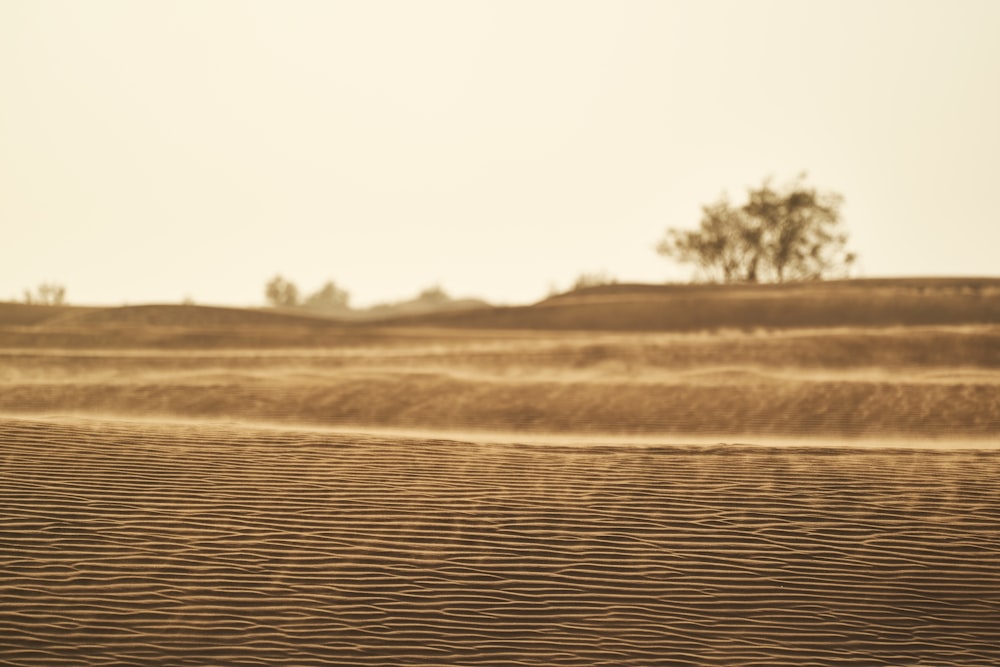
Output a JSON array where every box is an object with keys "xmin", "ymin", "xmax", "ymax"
[{"xmin": 658, "ymin": 175, "xmax": 855, "ymax": 283}]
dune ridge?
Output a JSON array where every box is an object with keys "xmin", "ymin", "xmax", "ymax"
[
  {"xmin": 381, "ymin": 279, "xmax": 1000, "ymax": 331},
  {"xmin": 3, "ymin": 278, "xmax": 999, "ymax": 349},
  {"xmin": 2, "ymin": 417, "xmax": 999, "ymax": 666}
]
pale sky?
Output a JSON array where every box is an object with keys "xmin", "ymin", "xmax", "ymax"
[{"xmin": 3, "ymin": 0, "xmax": 998, "ymax": 307}]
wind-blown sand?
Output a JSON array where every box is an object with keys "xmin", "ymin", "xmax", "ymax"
[
  {"xmin": 2, "ymin": 282, "xmax": 998, "ymax": 664},
  {"xmin": 2, "ymin": 417, "xmax": 998, "ymax": 666},
  {"xmin": 3, "ymin": 325, "xmax": 998, "ymax": 438}
]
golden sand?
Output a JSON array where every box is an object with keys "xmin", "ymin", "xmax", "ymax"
[
  {"xmin": 2, "ymin": 417, "xmax": 998, "ymax": 666},
  {"xmin": 2, "ymin": 283, "xmax": 998, "ymax": 663}
]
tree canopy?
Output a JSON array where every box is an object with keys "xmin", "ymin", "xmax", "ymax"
[
  {"xmin": 304, "ymin": 281, "xmax": 350, "ymax": 313},
  {"xmin": 264, "ymin": 275, "xmax": 300, "ymax": 307},
  {"xmin": 658, "ymin": 175, "xmax": 856, "ymax": 283}
]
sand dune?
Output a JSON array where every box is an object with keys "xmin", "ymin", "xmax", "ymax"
[
  {"xmin": 3, "ymin": 281, "xmax": 997, "ymax": 663},
  {"xmin": 0, "ymin": 302, "xmax": 90, "ymax": 327},
  {"xmin": 2, "ymin": 417, "xmax": 998, "ymax": 666},
  {"xmin": 5, "ymin": 373, "xmax": 1000, "ymax": 438},
  {"xmin": 40, "ymin": 304, "xmax": 346, "ymax": 329},
  {"xmin": 3, "ymin": 326, "xmax": 997, "ymax": 438},
  {"xmin": 3, "ymin": 278, "xmax": 1000, "ymax": 349},
  {"xmin": 383, "ymin": 278, "xmax": 1000, "ymax": 331}
]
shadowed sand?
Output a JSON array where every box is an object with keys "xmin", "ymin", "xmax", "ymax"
[{"xmin": 2, "ymin": 417, "xmax": 999, "ymax": 666}]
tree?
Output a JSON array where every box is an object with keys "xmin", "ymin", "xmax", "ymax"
[
  {"xmin": 265, "ymin": 275, "xmax": 299, "ymax": 307},
  {"xmin": 304, "ymin": 281, "xmax": 350, "ymax": 312},
  {"xmin": 657, "ymin": 175, "xmax": 856, "ymax": 283},
  {"xmin": 23, "ymin": 283, "xmax": 66, "ymax": 306}
]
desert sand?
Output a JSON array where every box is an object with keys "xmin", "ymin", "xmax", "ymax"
[
  {"xmin": 2, "ymin": 417, "xmax": 999, "ymax": 666},
  {"xmin": 1, "ymin": 280, "xmax": 999, "ymax": 665}
]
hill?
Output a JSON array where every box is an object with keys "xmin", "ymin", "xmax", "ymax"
[
  {"xmin": 40, "ymin": 303, "xmax": 344, "ymax": 329},
  {"xmin": 349, "ymin": 296, "xmax": 491, "ymax": 321},
  {"xmin": 0, "ymin": 303, "xmax": 368, "ymax": 349},
  {"xmin": 0, "ymin": 302, "xmax": 94, "ymax": 327},
  {"xmin": 374, "ymin": 277, "xmax": 1000, "ymax": 331},
  {"xmin": 1, "ymin": 278, "xmax": 998, "ymax": 349}
]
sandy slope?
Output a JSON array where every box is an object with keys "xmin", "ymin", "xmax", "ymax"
[
  {"xmin": 2, "ymin": 417, "xmax": 999, "ymax": 666},
  {"xmin": 3, "ymin": 278, "xmax": 999, "ymax": 349},
  {"xmin": 382, "ymin": 278, "xmax": 1000, "ymax": 331},
  {"xmin": 2, "ymin": 326, "xmax": 998, "ymax": 438}
]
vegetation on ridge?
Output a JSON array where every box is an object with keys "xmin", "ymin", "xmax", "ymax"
[{"xmin": 658, "ymin": 174, "xmax": 855, "ymax": 284}]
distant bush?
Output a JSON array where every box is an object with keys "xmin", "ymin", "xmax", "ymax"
[
  {"xmin": 573, "ymin": 272, "xmax": 618, "ymax": 291},
  {"xmin": 265, "ymin": 275, "xmax": 300, "ymax": 308},
  {"xmin": 23, "ymin": 283, "xmax": 66, "ymax": 306},
  {"xmin": 304, "ymin": 281, "xmax": 350, "ymax": 313},
  {"xmin": 417, "ymin": 285, "xmax": 449, "ymax": 304},
  {"xmin": 266, "ymin": 276, "xmax": 354, "ymax": 314}
]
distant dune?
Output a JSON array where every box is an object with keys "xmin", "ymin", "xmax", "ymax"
[
  {"xmin": 0, "ymin": 302, "xmax": 92, "ymax": 327},
  {"xmin": 381, "ymin": 278, "xmax": 1000, "ymax": 331},
  {"xmin": 0, "ymin": 303, "xmax": 362, "ymax": 349},
  {"xmin": 349, "ymin": 296, "xmax": 492, "ymax": 321},
  {"xmin": 2, "ymin": 278, "xmax": 999, "ymax": 349},
  {"xmin": 39, "ymin": 303, "xmax": 345, "ymax": 328}
]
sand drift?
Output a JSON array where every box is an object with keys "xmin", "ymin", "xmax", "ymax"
[{"xmin": 3, "ymin": 325, "xmax": 999, "ymax": 439}]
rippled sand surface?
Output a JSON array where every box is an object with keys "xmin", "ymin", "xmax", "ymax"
[{"xmin": 2, "ymin": 417, "xmax": 999, "ymax": 666}]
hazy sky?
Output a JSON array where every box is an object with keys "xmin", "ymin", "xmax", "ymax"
[{"xmin": 3, "ymin": 1, "xmax": 998, "ymax": 307}]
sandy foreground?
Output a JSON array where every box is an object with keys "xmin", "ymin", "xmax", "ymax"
[{"xmin": 2, "ymin": 416, "xmax": 999, "ymax": 667}]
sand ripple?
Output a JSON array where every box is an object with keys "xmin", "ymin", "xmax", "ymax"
[{"xmin": 2, "ymin": 418, "xmax": 999, "ymax": 666}]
